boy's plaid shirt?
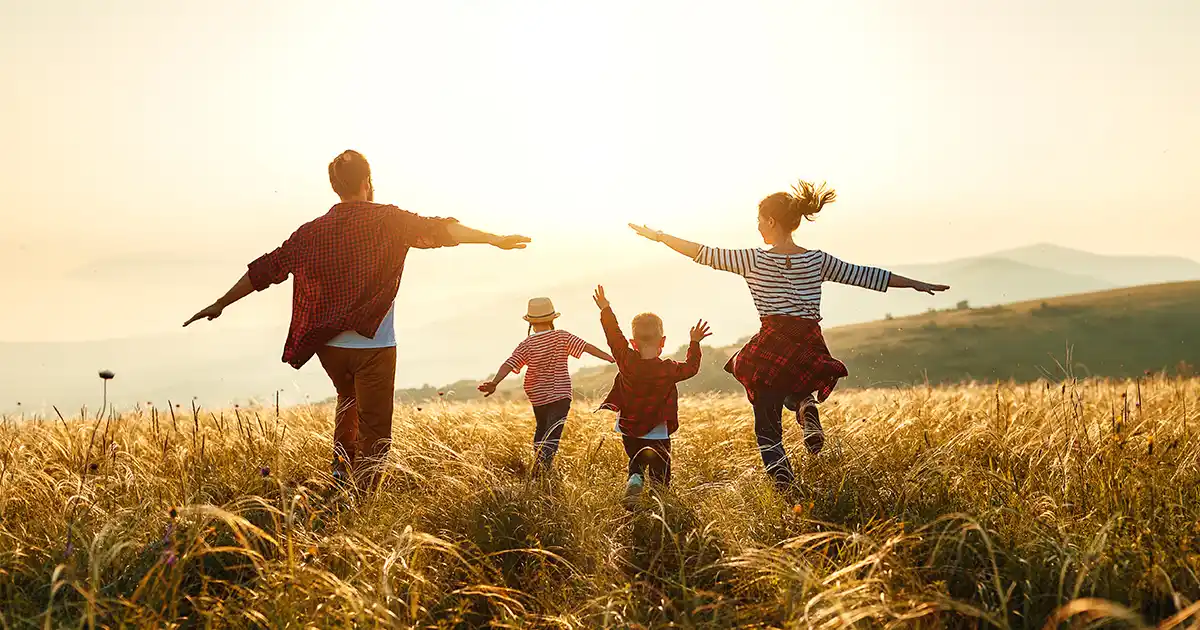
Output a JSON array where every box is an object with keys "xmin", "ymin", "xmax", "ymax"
[
  {"xmin": 597, "ymin": 306, "xmax": 701, "ymax": 437},
  {"xmin": 247, "ymin": 201, "xmax": 457, "ymax": 368}
]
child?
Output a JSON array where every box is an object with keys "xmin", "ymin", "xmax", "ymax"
[
  {"xmin": 592, "ymin": 285, "xmax": 711, "ymax": 508},
  {"xmin": 479, "ymin": 297, "xmax": 614, "ymax": 474}
]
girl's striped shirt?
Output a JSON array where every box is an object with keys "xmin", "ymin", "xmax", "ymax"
[
  {"xmin": 694, "ymin": 247, "xmax": 891, "ymax": 320},
  {"xmin": 502, "ymin": 329, "xmax": 588, "ymax": 407}
]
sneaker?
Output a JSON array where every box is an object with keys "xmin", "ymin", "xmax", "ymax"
[
  {"xmin": 623, "ymin": 473, "xmax": 645, "ymax": 510},
  {"xmin": 799, "ymin": 400, "xmax": 825, "ymax": 455}
]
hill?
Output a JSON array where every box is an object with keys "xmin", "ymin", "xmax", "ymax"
[{"xmin": 413, "ymin": 281, "xmax": 1200, "ymax": 401}]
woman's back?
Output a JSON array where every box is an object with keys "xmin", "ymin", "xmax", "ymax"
[{"xmin": 694, "ymin": 247, "xmax": 891, "ymax": 320}]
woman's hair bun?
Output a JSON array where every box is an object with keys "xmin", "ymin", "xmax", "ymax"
[{"xmin": 789, "ymin": 180, "xmax": 837, "ymax": 221}]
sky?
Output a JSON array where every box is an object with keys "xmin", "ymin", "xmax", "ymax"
[{"xmin": 1, "ymin": 0, "xmax": 1198, "ymax": 343}]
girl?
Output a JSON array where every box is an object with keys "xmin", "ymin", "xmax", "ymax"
[
  {"xmin": 479, "ymin": 297, "xmax": 615, "ymax": 474},
  {"xmin": 629, "ymin": 181, "xmax": 949, "ymax": 491}
]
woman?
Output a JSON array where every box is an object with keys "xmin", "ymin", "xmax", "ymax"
[{"xmin": 629, "ymin": 181, "xmax": 949, "ymax": 490}]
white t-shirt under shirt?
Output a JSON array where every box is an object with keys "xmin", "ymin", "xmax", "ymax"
[
  {"xmin": 614, "ymin": 420, "xmax": 669, "ymax": 440},
  {"xmin": 326, "ymin": 301, "xmax": 397, "ymax": 349}
]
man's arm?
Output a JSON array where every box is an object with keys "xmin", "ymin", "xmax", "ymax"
[
  {"xmin": 183, "ymin": 236, "xmax": 296, "ymax": 327},
  {"xmin": 183, "ymin": 272, "xmax": 254, "ymax": 326},
  {"xmin": 446, "ymin": 223, "xmax": 530, "ymax": 250}
]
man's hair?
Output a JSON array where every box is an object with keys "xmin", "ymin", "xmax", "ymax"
[
  {"xmin": 631, "ymin": 313, "xmax": 664, "ymax": 341},
  {"xmin": 328, "ymin": 150, "xmax": 371, "ymax": 199}
]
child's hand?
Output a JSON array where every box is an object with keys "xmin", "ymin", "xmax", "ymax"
[
  {"xmin": 689, "ymin": 320, "xmax": 712, "ymax": 343},
  {"xmin": 477, "ymin": 381, "xmax": 497, "ymax": 397},
  {"xmin": 593, "ymin": 285, "xmax": 611, "ymax": 310}
]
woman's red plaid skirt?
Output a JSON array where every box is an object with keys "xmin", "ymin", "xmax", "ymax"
[{"xmin": 724, "ymin": 316, "xmax": 848, "ymax": 403}]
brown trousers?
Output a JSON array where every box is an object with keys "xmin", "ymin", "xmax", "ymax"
[{"xmin": 316, "ymin": 346, "xmax": 397, "ymax": 487}]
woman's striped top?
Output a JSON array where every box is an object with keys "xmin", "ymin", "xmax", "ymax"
[
  {"xmin": 694, "ymin": 246, "xmax": 891, "ymax": 320},
  {"xmin": 502, "ymin": 329, "xmax": 588, "ymax": 407}
]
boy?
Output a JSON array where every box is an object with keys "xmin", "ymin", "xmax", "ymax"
[{"xmin": 592, "ymin": 285, "xmax": 711, "ymax": 508}]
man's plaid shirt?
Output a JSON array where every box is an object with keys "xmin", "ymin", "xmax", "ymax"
[{"xmin": 247, "ymin": 201, "xmax": 457, "ymax": 368}]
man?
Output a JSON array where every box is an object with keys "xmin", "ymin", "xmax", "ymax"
[{"xmin": 183, "ymin": 150, "xmax": 530, "ymax": 488}]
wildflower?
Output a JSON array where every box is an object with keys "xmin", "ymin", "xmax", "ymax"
[
  {"xmin": 260, "ymin": 466, "xmax": 271, "ymax": 478},
  {"xmin": 168, "ymin": 506, "xmax": 178, "ymax": 520},
  {"xmin": 88, "ymin": 462, "xmax": 99, "ymax": 473},
  {"xmin": 64, "ymin": 542, "xmax": 74, "ymax": 559},
  {"xmin": 438, "ymin": 392, "xmax": 445, "ymax": 397},
  {"xmin": 792, "ymin": 501, "xmax": 814, "ymax": 516},
  {"xmin": 98, "ymin": 370, "xmax": 115, "ymax": 380},
  {"xmin": 417, "ymin": 407, "xmax": 423, "ymax": 412},
  {"xmin": 1148, "ymin": 435, "xmax": 1154, "ymax": 456},
  {"xmin": 163, "ymin": 549, "xmax": 178, "ymax": 566}
]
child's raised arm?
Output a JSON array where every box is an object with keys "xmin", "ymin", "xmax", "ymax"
[
  {"xmin": 594, "ymin": 285, "xmax": 633, "ymax": 367},
  {"xmin": 670, "ymin": 320, "xmax": 711, "ymax": 382}
]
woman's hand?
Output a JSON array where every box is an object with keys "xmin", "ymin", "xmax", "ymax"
[
  {"xmin": 628, "ymin": 224, "xmax": 661, "ymax": 242},
  {"xmin": 477, "ymin": 381, "xmax": 498, "ymax": 397},
  {"xmin": 912, "ymin": 281, "xmax": 950, "ymax": 295}
]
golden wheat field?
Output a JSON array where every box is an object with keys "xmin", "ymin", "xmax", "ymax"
[{"xmin": 1, "ymin": 378, "xmax": 1199, "ymax": 629}]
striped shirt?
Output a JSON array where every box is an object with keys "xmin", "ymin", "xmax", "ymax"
[
  {"xmin": 694, "ymin": 246, "xmax": 891, "ymax": 320},
  {"xmin": 502, "ymin": 329, "xmax": 589, "ymax": 407}
]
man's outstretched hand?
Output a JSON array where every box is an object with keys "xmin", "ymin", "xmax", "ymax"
[
  {"xmin": 478, "ymin": 381, "xmax": 498, "ymax": 397},
  {"xmin": 492, "ymin": 235, "xmax": 531, "ymax": 250},
  {"xmin": 689, "ymin": 320, "xmax": 712, "ymax": 343},
  {"xmin": 183, "ymin": 303, "xmax": 224, "ymax": 327},
  {"xmin": 593, "ymin": 285, "xmax": 610, "ymax": 311}
]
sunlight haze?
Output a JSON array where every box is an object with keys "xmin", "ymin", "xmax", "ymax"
[{"xmin": 2, "ymin": 1, "xmax": 1198, "ymax": 342}]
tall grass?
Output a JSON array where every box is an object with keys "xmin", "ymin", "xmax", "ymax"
[{"xmin": 1, "ymin": 378, "xmax": 1198, "ymax": 628}]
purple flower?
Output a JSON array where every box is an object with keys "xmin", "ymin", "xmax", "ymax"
[
  {"xmin": 163, "ymin": 549, "xmax": 178, "ymax": 566},
  {"xmin": 260, "ymin": 466, "xmax": 271, "ymax": 478}
]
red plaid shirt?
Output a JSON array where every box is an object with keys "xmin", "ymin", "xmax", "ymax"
[
  {"xmin": 247, "ymin": 201, "xmax": 457, "ymax": 368},
  {"xmin": 597, "ymin": 306, "xmax": 701, "ymax": 437},
  {"xmin": 725, "ymin": 315, "xmax": 848, "ymax": 404}
]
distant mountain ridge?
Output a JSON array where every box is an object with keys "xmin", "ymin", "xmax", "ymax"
[
  {"xmin": 3, "ymin": 243, "xmax": 1198, "ymax": 413},
  {"xmin": 414, "ymin": 280, "xmax": 1200, "ymax": 402}
]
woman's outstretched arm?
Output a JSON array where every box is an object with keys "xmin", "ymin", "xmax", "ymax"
[
  {"xmin": 888, "ymin": 274, "xmax": 950, "ymax": 295},
  {"xmin": 629, "ymin": 224, "xmax": 702, "ymax": 259}
]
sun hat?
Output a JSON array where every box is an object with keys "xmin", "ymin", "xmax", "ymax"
[{"xmin": 523, "ymin": 297, "xmax": 560, "ymax": 323}]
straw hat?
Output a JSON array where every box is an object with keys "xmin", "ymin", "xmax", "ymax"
[{"xmin": 523, "ymin": 297, "xmax": 560, "ymax": 323}]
